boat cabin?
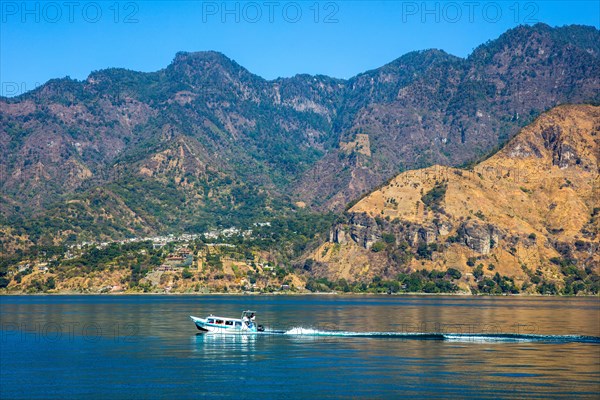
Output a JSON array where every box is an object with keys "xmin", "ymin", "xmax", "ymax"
[{"xmin": 206, "ymin": 317, "xmax": 243, "ymax": 328}]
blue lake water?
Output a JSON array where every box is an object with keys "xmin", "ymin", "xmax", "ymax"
[{"xmin": 1, "ymin": 295, "xmax": 599, "ymax": 399}]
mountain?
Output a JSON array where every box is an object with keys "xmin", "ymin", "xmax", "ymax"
[
  {"xmin": 1, "ymin": 24, "xmax": 599, "ymax": 252},
  {"xmin": 294, "ymin": 24, "xmax": 600, "ymax": 209},
  {"xmin": 0, "ymin": 51, "xmax": 341, "ymax": 248},
  {"xmin": 307, "ymin": 105, "xmax": 599, "ymax": 294}
]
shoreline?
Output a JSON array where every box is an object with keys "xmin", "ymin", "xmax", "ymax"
[{"xmin": 1, "ymin": 291, "xmax": 597, "ymax": 298}]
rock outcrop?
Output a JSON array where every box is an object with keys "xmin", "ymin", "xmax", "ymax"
[
  {"xmin": 458, "ymin": 221, "xmax": 500, "ymax": 255},
  {"xmin": 347, "ymin": 213, "xmax": 382, "ymax": 250}
]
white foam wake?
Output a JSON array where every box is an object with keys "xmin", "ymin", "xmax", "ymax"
[
  {"xmin": 284, "ymin": 327, "xmax": 348, "ymax": 335},
  {"xmin": 277, "ymin": 327, "xmax": 600, "ymax": 343}
]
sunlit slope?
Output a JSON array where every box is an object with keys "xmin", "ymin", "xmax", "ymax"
[{"xmin": 312, "ymin": 105, "xmax": 599, "ymax": 293}]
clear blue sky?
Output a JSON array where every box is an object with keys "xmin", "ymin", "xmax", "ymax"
[{"xmin": 1, "ymin": 1, "xmax": 599, "ymax": 96}]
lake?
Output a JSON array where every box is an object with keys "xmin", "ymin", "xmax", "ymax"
[{"xmin": 1, "ymin": 295, "xmax": 599, "ymax": 399}]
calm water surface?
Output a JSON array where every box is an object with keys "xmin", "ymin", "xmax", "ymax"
[{"xmin": 1, "ymin": 295, "xmax": 599, "ymax": 399}]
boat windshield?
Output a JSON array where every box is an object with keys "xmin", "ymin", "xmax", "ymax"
[{"xmin": 241, "ymin": 310, "xmax": 256, "ymax": 319}]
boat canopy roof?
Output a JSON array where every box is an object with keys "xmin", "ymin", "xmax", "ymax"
[{"xmin": 242, "ymin": 310, "xmax": 256, "ymax": 317}]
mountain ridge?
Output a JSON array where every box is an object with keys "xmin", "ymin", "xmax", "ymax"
[{"xmin": 1, "ymin": 23, "xmax": 599, "ymax": 252}]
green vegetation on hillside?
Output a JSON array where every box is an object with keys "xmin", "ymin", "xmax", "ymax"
[{"xmin": 421, "ymin": 182, "xmax": 447, "ymax": 211}]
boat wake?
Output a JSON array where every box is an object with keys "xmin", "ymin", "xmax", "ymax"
[{"xmin": 259, "ymin": 327, "xmax": 600, "ymax": 343}]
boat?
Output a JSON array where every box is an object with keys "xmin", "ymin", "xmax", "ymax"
[{"xmin": 190, "ymin": 310, "xmax": 265, "ymax": 334}]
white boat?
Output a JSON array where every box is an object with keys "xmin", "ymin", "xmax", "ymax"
[{"xmin": 190, "ymin": 310, "xmax": 265, "ymax": 334}]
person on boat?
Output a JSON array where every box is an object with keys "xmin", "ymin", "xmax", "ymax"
[{"xmin": 243, "ymin": 314, "xmax": 250, "ymax": 327}]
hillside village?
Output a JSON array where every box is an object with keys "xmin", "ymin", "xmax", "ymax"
[{"xmin": 1, "ymin": 228, "xmax": 302, "ymax": 294}]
